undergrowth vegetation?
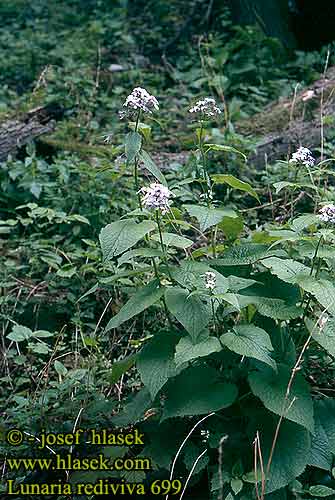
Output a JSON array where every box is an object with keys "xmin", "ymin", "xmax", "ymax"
[{"xmin": 2, "ymin": 1, "xmax": 335, "ymax": 499}]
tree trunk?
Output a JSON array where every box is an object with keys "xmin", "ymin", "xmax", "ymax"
[{"xmin": 226, "ymin": 0, "xmax": 297, "ymax": 48}]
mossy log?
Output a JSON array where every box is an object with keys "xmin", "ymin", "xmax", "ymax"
[
  {"xmin": 0, "ymin": 103, "xmax": 64, "ymax": 162},
  {"xmin": 237, "ymin": 66, "xmax": 335, "ymax": 167}
]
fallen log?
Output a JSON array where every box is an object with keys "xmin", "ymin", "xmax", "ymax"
[
  {"xmin": 0, "ymin": 102, "xmax": 64, "ymax": 162},
  {"xmin": 237, "ymin": 66, "xmax": 335, "ymax": 167}
]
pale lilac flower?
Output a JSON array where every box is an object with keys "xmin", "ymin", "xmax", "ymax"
[
  {"xmin": 289, "ymin": 147, "xmax": 315, "ymax": 167},
  {"xmin": 319, "ymin": 203, "xmax": 335, "ymax": 224},
  {"xmin": 119, "ymin": 87, "xmax": 159, "ymax": 119},
  {"xmin": 189, "ymin": 97, "xmax": 221, "ymax": 118},
  {"xmin": 204, "ymin": 271, "xmax": 216, "ymax": 290},
  {"xmin": 140, "ymin": 183, "xmax": 174, "ymax": 214}
]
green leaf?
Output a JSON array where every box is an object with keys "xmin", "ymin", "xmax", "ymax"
[
  {"xmin": 165, "ymin": 287, "xmax": 212, "ymax": 342},
  {"xmin": 125, "ymin": 131, "xmax": 142, "ymax": 164},
  {"xmin": 54, "ymin": 360, "xmax": 68, "ymax": 377},
  {"xmin": 31, "ymin": 330, "xmax": 54, "ymax": 338},
  {"xmin": 183, "ymin": 442, "xmax": 209, "ymax": 475},
  {"xmin": 231, "ymin": 478, "xmax": 243, "ymax": 495},
  {"xmin": 261, "ymin": 257, "xmax": 310, "ymax": 284},
  {"xmin": 221, "ymin": 325, "xmax": 276, "ymax": 369},
  {"xmin": 237, "ymin": 296, "xmax": 302, "ymax": 320},
  {"xmin": 184, "ymin": 204, "xmax": 237, "ymax": 232},
  {"xmin": 210, "ymin": 244, "xmax": 273, "ymax": 266},
  {"xmin": 137, "ymin": 332, "xmax": 181, "ymax": 399},
  {"xmin": 113, "ymin": 388, "xmax": 152, "ymax": 426},
  {"xmin": 310, "ymin": 316, "xmax": 335, "ymax": 356},
  {"xmin": 117, "ymin": 248, "xmax": 163, "ymax": 266},
  {"xmin": 299, "ymin": 278, "xmax": 335, "ymax": 316},
  {"xmin": 175, "ymin": 334, "xmax": 222, "ymax": 366},
  {"xmin": 169, "ymin": 261, "xmax": 229, "ymax": 293},
  {"xmin": 99, "ymin": 219, "xmax": 156, "ymax": 260},
  {"xmin": 273, "ymin": 181, "xmax": 317, "ymax": 194},
  {"xmin": 290, "ymin": 214, "xmax": 320, "ymax": 233},
  {"xmin": 204, "ymin": 143, "xmax": 247, "ymax": 161},
  {"xmin": 7, "ymin": 325, "xmax": 32, "ymax": 342},
  {"xmin": 28, "ymin": 342, "xmax": 50, "ymax": 354},
  {"xmin": 308, "ymin": 486, "xmax": 335, "ymax": 497},
  {"xmin": 151, "ymin": 232, "xmax": 193, "ymax": 249},
  {"xmin": 219, "ymin": 215, "xmax": 244, "ymax": 240},
  {"xmin": 162, "ymin": 365, "xmax": 238, "ymax": 420},
  {"xmin": 248, "ymin": 364, "xmax": 314, "ymax": 432},
  {"xmin": 108, "ymin": 354, "xmax": 137, "ymax": 384},
  {"xmin": 309, "ymin": 399, "xmax": 335, "ymax": 470},
  {"xmin": 139, "ymin": 150, "xmax": 167, "ymax": 185},
  {"xmin": 56, "ymin": 265, "xmax": 77, "ymax": 278},
  {"xmin": 247, "ymin": 413, "xmax": 310, "ymax": 494},
  {"xmin": 211, "ymin": 174, "xmax": 259, "ymax": 201},
  {"xmin": 105, "ymin": 279, "xmax": 164, "ymax": 331}
]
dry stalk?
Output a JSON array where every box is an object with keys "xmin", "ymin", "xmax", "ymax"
[{"xmin": 254, "ymin": 306, "xmax": 330, "ymax": 499}]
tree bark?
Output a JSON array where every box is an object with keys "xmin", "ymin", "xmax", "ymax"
[
  {"xmin": 236, "ymin": 66, "xmax": 335, "ymax": 167},
  {"xmin": 0, "ymin": 103, "xmax": 64, "ymax": 162}
]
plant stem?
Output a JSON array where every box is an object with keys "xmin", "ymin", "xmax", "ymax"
[
  {"xmin": 134, "ymin": 110, "xmax": 142, "ymax": 209},
  {"xmin": 198, "ymin": 120, "xmax": 217, "ymax": 257},
  {"xmin": 155, "ymin": 210, "xmax": 173, "ymax": 280}
]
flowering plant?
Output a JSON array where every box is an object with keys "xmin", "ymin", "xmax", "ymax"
[{"xmin": 95, "ymin": 87, "xmax": 335, "ymax": 500}]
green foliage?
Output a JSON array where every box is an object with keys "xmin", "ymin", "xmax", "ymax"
[{"xmin": 3, "ymin": 2, "xmax": 335, "ymax": 499}]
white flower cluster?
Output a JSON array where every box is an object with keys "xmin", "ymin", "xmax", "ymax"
[
  {"xmin": 189, "ymin": 97, "xmax": 221, "ymax": 118},
  {"xmin": 289, "ymin": 147, "xmax": 315, "ymax": 167},
  {"xmin": 200, "ymin": 429, "xmax": 210, "ymax": 443},
  {"xmin": 319, "ymin": 203, "xmax": 335, "ymax": 224},
  {"xmin": 140, "ymin": 183, "xmax": 174, "ymax": 214},
  {"xmin": 204, "ymin": 271, "xmax": 216, "ymax": 290},
  {"xmin": 120, "ymin": 87, "xmax": 159, "ymax": 118}
]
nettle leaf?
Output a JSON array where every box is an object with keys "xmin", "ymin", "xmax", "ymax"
[
  {"xmin": 125, "ymin": 131, "xmax": 142, "ymax": 164},
  {"xmin": 184, "ymin": 204, "xmax": 237, "ymax": 232},
  {"xmin": 139, "ymin": 150, "xmax": 167, "ymax": 185},
  {"xmin": 151, "ymin": 232, "xmax": 193, "ymax": 249},
  {"xmin": 175, "ymin": 334, "xmax": 222, "ymax": 366},
  {"xmin": 162, "ymin": 365, "xmax": 238, "ymax": 420},
  {"xmin": 309, "ymin": 399, "xmax": 335, "ymax": 470},
  {"xmin": 165, "ymin": 287, "xmax": 212, "ymax": 342},
  {"xmin": 261, "ymin": 257, "xmax": 310, "ymax": 284},
  {"xmin": 170, "ymin": 261, "xmax": 229, "ymax": 293},
  {"xmin": 247, "ymin": 413, "xmax": 310, "ymax": 494},
  {"xmin": 210, "ymin": 244, "xmax": 273, "ymax": 266},
  {"xmin": 221, "ymin": 325, "xmax": 276, "ymax": 369},
  {"xmin": 7, "ymin": 325, "xmax": 32, "ymax": 342},
  {"xmin": 248, "ymin": 364, "xmax": 314, "ymax": 432},
  {"xmin": 137, "ymin": 332, "xmax": 181, "ymax": 399},
  {"xmin": 100, "ymin": 219, "xmax": 156, "ymax": 260},
  {"xmin": 105, "ymin": 279, "xmax": 164, "ymax": 331},
  {"xmin": 211, "ymin": 174, "xmax": 259, "ymax": 201}
]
